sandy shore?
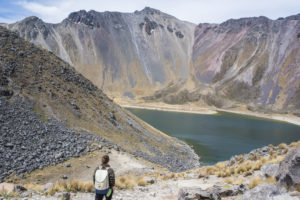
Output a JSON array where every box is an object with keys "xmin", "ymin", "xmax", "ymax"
[
  {"xmin": 121, "ymin": 103, "xmax": 300, "ymax": 127},
  {"xmin": 216, "ymin": 108, "xmax": 300, "ymax": 126},
  {"xmin": 122, "ymin": 104, "xmax": 217, "ymax": 115}
]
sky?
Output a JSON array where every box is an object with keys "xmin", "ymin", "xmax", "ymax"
[{"xmin": 0, "ymin": 0, "xmax": 299, "ymax": 24}]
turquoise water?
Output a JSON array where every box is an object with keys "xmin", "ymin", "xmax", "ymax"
[{"xmin": 127, "ymin": 108, "xmax": 300, "ymax": 165}]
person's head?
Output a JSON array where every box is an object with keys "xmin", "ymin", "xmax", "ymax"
[{"xmin": 102, "ymin": 155, "xmax": 109, "ymax": 164}]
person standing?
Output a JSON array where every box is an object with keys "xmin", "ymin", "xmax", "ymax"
[{"xmin": 93, "ymin": 155, "xmax": 115, "ymax": 200}]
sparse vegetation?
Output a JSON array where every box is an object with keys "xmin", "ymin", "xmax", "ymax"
[
  {"xmin": 137, "ymin": 178, "xmax": 148, "ymax": 187},
  {"xmin": 198, "ymin": 141, "xmax": 297, "ymax": 180},
  {"xmin": 248, "ymin": 176, "xmax": 276, "ymax": 189},
  {"xmin": 290, "ymin": 141, "xmax": 300, "ymax": 148},
  {"xmin": 45, "ymin": 181, "xmax": 94, "ymax": 195},
  {"xmin": 24, "ymin": 183, "xmax": 44, "ymax": 192},
  {"xmin": 0, "ymin": 192, "xmax": 17, "ymax": 199},
  {"xmin": 116, "ymin": 176, "xmax": 136, "ymax": 190},
  {"xmin": 224, "ymin": 177, "xmax": 244, "ymax": 185},
  {"xmin": 0, "ymin": 187, "xmax": 17, "ymax": 199},
  {"xmin": 278, "ymin": 143, "xmax": 288, "ymax": 149}
]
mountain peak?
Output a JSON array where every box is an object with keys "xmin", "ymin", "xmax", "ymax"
[
  {"xmin": 135, "ymin": 7, "xmax": 161, "ymax": 15},
  {"xmin": 67, "ymin": 10, "xmax": 100, "ymax": 27},
  {"xmin": 20, "ymin": 16, "xmax": 44, "ymax": 24},
  {"xmin": 284, "ymin": 13, "xmax": 300, "ymax": 20}
]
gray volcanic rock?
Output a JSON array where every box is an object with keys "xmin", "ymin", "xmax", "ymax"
[
  {"xmin": 5, "ymin": 9, "xmax": 300, "ymax": 115},
  {"xmin": 276, "ymin": 146, "xmax": 300, "ymax": 189},
  {"xmin": 261, "ymin": 164, "xmax": 279, "ymax": 178},
  {"xmin": 178, "ymin": 187, "xmax": 220, "ymax": 200},
  {"xmin": 192, "ymin": 15, "xmax": 300, "ymax": 113},
  {"xmin": 242, "ymin": 183, "xmax": 280, "ymax": 200},
  {"xmin": 7, "ymin": 7, "xmax": 195, "ymax": 100},
  {"xmin": 178, "ymin": 184, "xmax": 245, "ymax": 200}
]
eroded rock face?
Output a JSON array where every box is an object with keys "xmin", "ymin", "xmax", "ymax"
[
  {"xmin": 242, "ymin": 183, "xmax": 280, "ymax": 200},
  {"xmin": 276, "ymin": 147, "xmax": 300, "ymax": 189},
  {"xmin": 261, "ymin": 164, "xmax": 279, "ymax": 178},
  {"xmin": 193, "ymin": 15, "xmax": 300, "ymax": 113},
  {"xmin": 5, "ymin": 9, "xmax": 300, "ymax": 115},
  {"xmin": 7, "ymin": 7, "xmax": 195, "ymax": 100}
]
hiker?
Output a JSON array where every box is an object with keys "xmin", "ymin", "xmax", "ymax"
[{"xmin": 93, "ymin": 155, "xmax": 115, "ymax": 200}]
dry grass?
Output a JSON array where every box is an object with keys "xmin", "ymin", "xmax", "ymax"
[
  {"xmin": 0, "ymin": 191, "xmax": 17, "ymax": 199},
  {"xmin": 248, "ymin": 153, "xmax": 258, "ymax": 161},
  {"xmin": 248, "ymin": 176, "xmax": 276, "ymax": 189},
  {"xmin": 137, "ymin": 178, "xmax": 148, "ymax": 187},
  {"xmin": 197, "ymin": 140, "xmax": 298, "ymax": 179},
  {"xmin": 46, "ymin": 181, "xmax": 94, "ymax": 195},
  {"xmin": 224, "ymin": 177, "xmax": 244, "ymax": 185},
  {"xmin": 116, "ymin": 176, "xmax": 136, "ymax": 190},
  {"xmin": 278, "ymin": 143, "xmax": 288, "ymax": 149},
  {"xmin": 203, "ymin": 156, "xmax": 278, "ymax": 179},
  {"xmin": 295, "ymin": 184, "xmax": 300, "ymax": 192},
  {"xmin": 24, "ymin": 183, "xmax": 44, "ymax": 192},
  {"xmin": 162, "ymin": 173, "xmax": 175, "ymax": 181},
  {"xmin": 266, "ymin": 155, "xmax": 285, "ymax": 164},
  {"xmin": 290, "ymin": 141, "xmax": 300, "ymax": 148}
]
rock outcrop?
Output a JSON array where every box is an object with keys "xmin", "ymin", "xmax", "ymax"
[
  {"xmin": 178, "ymin": 184, "xmax": 245, "ymax": 200},
  {"xmin": 276, "ymin": 146, "xmax": 300, "ymax": 189},
  {"xmin": 242, "ymin": 183, "xmax": 280, "ymax": 200},
  {"xmin": 261, "ymin": 164, "xmax": 279, "ymax": 178}
]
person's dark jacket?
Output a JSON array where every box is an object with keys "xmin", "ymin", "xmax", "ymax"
[{"xmin": 93, "ymin": 163, "xmax": 115, "ymax": 187}]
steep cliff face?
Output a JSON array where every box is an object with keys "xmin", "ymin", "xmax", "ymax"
[
  {"xmin": 7, "ymin": 7, "xmax": 196, "ymax": 100},
  {"xmin": 5, "ymin": 9, "xmax": 300, "ymax": 115},
  {"xmin": 192, "ymin": 14, "xmax": 300, "ymax": 113}
]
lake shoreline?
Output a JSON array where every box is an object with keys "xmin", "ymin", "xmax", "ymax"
[
  {"xmin": 121, "ymin": 104, "xmax": 217, "ymax": 115},
  {"xmin": 121, "ymin": 103, "xmax": 300, "ymax": 127}
]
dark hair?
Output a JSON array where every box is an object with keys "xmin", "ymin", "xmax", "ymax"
[{"xmin": 102, "ymin": 155, "xmax": 109, "ymax": 164}]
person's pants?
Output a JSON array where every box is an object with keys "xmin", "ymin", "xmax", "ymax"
[{"xmin": 95, "ymin": 190, "xmax": 113, "ymax": 200}]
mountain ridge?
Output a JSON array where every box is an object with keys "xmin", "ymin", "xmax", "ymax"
[{"xmin": 3, "ymin": 8, "xmax": 300, "ymax": 116}]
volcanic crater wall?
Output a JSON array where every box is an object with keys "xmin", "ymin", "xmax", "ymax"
[{"xmin": 4, "ymin": 9, "xmax": 300, "ymax": 114}]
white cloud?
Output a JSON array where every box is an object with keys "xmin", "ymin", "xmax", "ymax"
[
  {"xmin": 0, "ymin": 16, "xmax": 25, "ymax": 24},
  {"xmin": 15, "ymin": 0, "xmax": 300, "ymax": 24}
]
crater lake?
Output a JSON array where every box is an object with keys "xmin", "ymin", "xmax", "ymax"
[{"xmin": 127, "ymin": 108, "xmax": 300, "ymax": 165}]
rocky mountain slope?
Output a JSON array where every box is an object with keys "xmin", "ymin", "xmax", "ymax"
[
  {"xmin": 3, "ymin": 8, "xmax": 300, "ymax": 115},
  {"xmin": 192, "ymin": 15, "xmax": 300, "ymax": 114},
  {"xmin": 1, "ymin": 141, "xmax": 300, "ymax": 199},
  {"xmin": 4, "ymin": 7, "xmax": 195, "ymax": 101},
  {"xmin": 0, "ymin": 26, "xmax": 199, "ymax": 182}
]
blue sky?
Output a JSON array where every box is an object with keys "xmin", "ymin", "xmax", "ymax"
[{"xmin": 0, "ymin": 0, "xmax": 299, "ymax": 24}]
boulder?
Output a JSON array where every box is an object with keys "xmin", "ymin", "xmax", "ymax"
[
  {"xmin": 211, "ymin": 185, "xmax": 240, "ymax": 197},
  {"xmin": 42, "ymin": 182, "xmax": 53, "ymax": 192},
  {"xmin": 64, "ymin": 163, "xmax": 71, "ymax": 167},
  {"xmin": 276, "ymin": 147, "xmax": 300, "ymax": 189},
  {"xmin": 20, "ymin": 190, "xmax": 33, "ymax": 198},
  {"xmin": 55, "ymin": 192, "xmax": 71, "ymax": 200},
  {"xmin": 144, "ymin": 177, "xmax": 156, "ymax": 184},
  {"xmin": 14, "ymin": 185, "xmax": 27, "ymax": 192},
  {"xmin": 272, "ymin": 194, "xmax": 299, "ymax": 200},
  {"xmin": 242, "ymin": 183, "xmax": 280, "ymax": 200},
  {"xmin": 178, "ymin": 187, "xmax": 220, "ymax": 200},
  {"xmin": 261, "ymin": 164, "xmax": 279, "ymax": 178}
]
